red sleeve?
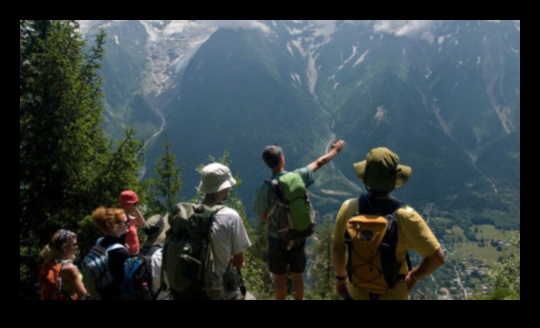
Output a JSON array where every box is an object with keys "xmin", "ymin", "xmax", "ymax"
[{"xmin": 124, "ymin": 225, "xmax": 140, "ymax": 255}]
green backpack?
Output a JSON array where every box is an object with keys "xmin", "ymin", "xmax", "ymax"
[
  {"xmin": 266, "ymin": 172, "xmax": 316, "ymax": 246},
  {"xmin": 162, "ymin": 202, "xmax": 224, "ymax": 300}
]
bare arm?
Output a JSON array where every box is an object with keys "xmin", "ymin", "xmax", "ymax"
[
  {"xmin": 332, "ymin": 240, "xmax": 348, "ymax": 298},
  {"xmin": 62, "ymin": 264, "xmax": 88, "ymax": 299},
  {"xmin": 332, "ymin": 241, "xmax": 347, "ymax": 277},
  {"xmin": 308, "ymin": 140, "xmax": 345, "ymax": 173},
  {"xmin": 231, "ymin": 252, "xmax": 245, "ymax": 269},
  {"xmin": 125, "ymin": 204, "xmax": 145, "ymax": 226},
  {"xmin": 405, "ymin": 247, "xmax": 446, "ymax": 291}
]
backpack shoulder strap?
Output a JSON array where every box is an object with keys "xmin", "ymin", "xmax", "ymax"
[
  {"xmin": 147, "ymin": 243, "xmax": 163, "ymax": 257},
  {"xmin": 358, "ymin": 193, "xmax": 404, "ymax": 216},
  {"xmin": 105, "ymin": 243, "xmax": 127, "ymax": 252},
  {"xmin": 265, "ymin": 178, "xmax": 285, "ymax": 201},
  {"xmin": 210, "ymin": 204, "xmax": 225, "ymax": 213}
]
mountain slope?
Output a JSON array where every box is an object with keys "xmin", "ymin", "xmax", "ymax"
[{"xmin": 82, "ymin": 20, "xmax": 520, "ymax": 228}]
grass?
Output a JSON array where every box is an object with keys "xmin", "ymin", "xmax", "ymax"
[
  {"xmin": 454, "ymin": 242, "xmax": 502, "ymax": 267},
  {"xmin": 475, "ymin": 224, "xmax": 507, "ymax": 240},
  {"xmin": 451, "ymin": 225, "xmax": 465, "ymax": 239},
  {"xmin": 448, "ymin": 224, "xmax": 519, "ymax": 267}
]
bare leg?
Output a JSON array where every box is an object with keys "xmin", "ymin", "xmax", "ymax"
[
  {"xmin": 291, "ymin": 272, "xmax": 304, "ymax": 300},
  {"xmin": 274, "ymin": 274, "xmax": 287, "ymax": 300}
]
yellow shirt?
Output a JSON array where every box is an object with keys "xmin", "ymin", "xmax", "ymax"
[{"xmin": 333, "ymin": 197, "xmax": 440, "ymax": 300}]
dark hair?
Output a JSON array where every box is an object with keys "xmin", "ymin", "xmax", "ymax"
[
  {"xmin": 52, "ymin": 229, "xmax": 76, "ymax": 251},
  {"xmin": 262, "ymin": 145, "xmax": 283, "ymax": 169}
]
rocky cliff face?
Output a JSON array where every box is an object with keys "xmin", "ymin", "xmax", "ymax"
[{"xmin": 82, "ymin": 20, "xmax": 520, "ymax": 226}]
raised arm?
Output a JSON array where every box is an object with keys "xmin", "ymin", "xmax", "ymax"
[
  {"xmin": 308, "ymin": 140, "xmax": 345, "ymax": 173},
  {"xmin": 125, "ymin": 204, "xmax": 145, "ymax": 226}
]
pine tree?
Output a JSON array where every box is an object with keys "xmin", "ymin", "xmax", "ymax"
[
  {"xmin": 306, "ymin": 218, "xmax": 340, "ymax": 299},
  {"xmin": 20, "ymin": 20, "xmax": 143, "ymax": 299},
  {"xmin": 146, "ymin": 135, "xmax": 183, "ymax": 216}
]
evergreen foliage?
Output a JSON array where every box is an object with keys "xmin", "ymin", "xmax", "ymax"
[
  {"xmin": 483, "ymin": 232, "xmax": 520, "ymax": 300},
  {"xmin": 20, "ymin": 20, "xmax": 143, "ymax": 299},
  {"xmin": 145, "ymin": 135, "xmax": 183, "ymax": 216},
  {"xmin": 306, "ymin": 219, "xmax": 340, "ymax": 300}
]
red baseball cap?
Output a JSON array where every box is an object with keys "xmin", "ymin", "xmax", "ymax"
[{"xmin": 119, "ymin": 190, "xmax": 139, "ymax": 206}]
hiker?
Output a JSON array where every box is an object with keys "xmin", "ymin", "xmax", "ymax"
[
  {"xmin": 164, "ymin": 162, "xmax": 252, "ymax": 300},
  {"xmin": 141, "ymin": 213, "xmax": 171, "ymax": 300},
  {"xmin": 332, "ymin": 147, "xmax": 445, "ymax": 300},
  {"xmin": 119, "ymin": 190, "xmax": 146, "ymax": 255},
  {"xmin": 196, "ymin": 162, "xmax": 251, "ymax": 299},
  {"xmin": 86, "ymin": 207, "xmax": 130, "ymax": 300},
  {"xmin": 252, "ymin": 140, "xmax": 345, "ymax": 300},
  {"xmin": 38, "ymin": 229, "xmax": 88, "ymax": 300}
]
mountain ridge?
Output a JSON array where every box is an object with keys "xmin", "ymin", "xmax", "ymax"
[{"xmin": 81, "ymin": 20, "xmax": 520, "ymax": 228}]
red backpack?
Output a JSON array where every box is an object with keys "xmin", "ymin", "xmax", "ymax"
[{"xmin": 38, "ymin": 260, "xmax": 77, "ymax": 300}]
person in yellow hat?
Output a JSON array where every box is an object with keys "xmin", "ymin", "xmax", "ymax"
[{"xmin": 332, "ymin": 147, "xmax": 445, "ymax": 300}]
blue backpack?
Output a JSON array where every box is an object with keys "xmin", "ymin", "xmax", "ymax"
[
  {"xmin": 81, "ymin": 237, "xmax": 126, "ymax": 300},
  {"xmin": 122, "ymin": 244, "xmax": 162, "ymax": 300}
]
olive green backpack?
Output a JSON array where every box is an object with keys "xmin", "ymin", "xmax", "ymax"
[{"xmin": 162, "ymin": 203, "xmax": 224, "ymax": 300}]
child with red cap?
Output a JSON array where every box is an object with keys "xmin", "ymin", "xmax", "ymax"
[{"xmin": 119, "ymin": 190, "xmax": 146, "ymax": 255}]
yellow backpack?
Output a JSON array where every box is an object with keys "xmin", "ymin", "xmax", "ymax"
[{"xmin": 344, "ymin": 194, "xmax": 411, "ymax": 298}]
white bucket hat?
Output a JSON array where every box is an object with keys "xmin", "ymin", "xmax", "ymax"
[{"xmin": 197, "ymin": 163, "xmax": 237, "ymax": 194}]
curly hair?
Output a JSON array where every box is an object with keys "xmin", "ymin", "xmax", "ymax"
[{"xmin": 91, "ymin": 206, "xmax": 126, "ymax": 234}]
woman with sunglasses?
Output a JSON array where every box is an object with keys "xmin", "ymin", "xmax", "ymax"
[
  {"xmin": 39, "ymin": 229, "xmax": 88, "ymax": 300},
  {"xmin": 87, "ymin": 206, "xmax": 130, "ymax": 300}
]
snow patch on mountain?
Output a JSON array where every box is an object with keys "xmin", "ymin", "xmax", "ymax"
[
  {"xmin": 373, "ymin": 106, "xmax": 388, "ymax": 125},
  {"xmin": 285, "ymin": 21, "xmax": 335, "ymax": 97},
  {"xmin": 138, "ymin": 21, "xmax": 216, "ymax": 96},
  {"xmin": 353, "ymin": 49, "xmax": 369, "ymax": 67},
  {"xmin": 337, "ymin": 46, "xmax": 358, "ymax": 71}
]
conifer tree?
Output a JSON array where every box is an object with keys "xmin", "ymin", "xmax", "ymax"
[
  {"xmin": 146, "ymin": 135, "xmax": 183, "ymax": 216},
  {"xmin": 306, "ymin": 218, "xmax": 340, "ymax": 299},
  {"xmin": 20, "ymin": 20, "xmax": 143, "ymax": 299}
]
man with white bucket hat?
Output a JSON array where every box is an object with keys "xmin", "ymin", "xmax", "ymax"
[{"xmin": 198, "ymin": 163, "xmax": 252, "ymax": 299}]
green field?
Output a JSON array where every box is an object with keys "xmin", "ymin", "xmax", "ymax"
[
  {"xmin": 475, "ymin": 224, "xmax": 508, "ymax": 240},
  {"xmin": 448, "ymin": 224, "xmax": 519, "ymax": 267}
]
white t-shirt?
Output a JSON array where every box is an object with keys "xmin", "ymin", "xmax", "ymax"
[
  {"xmin": 207, "ymin": 206, "xmax": 252, "ymax": 299},
  {"xmin": 149, "ymin": 248, "xmax": 171, "ymax": 300}
]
